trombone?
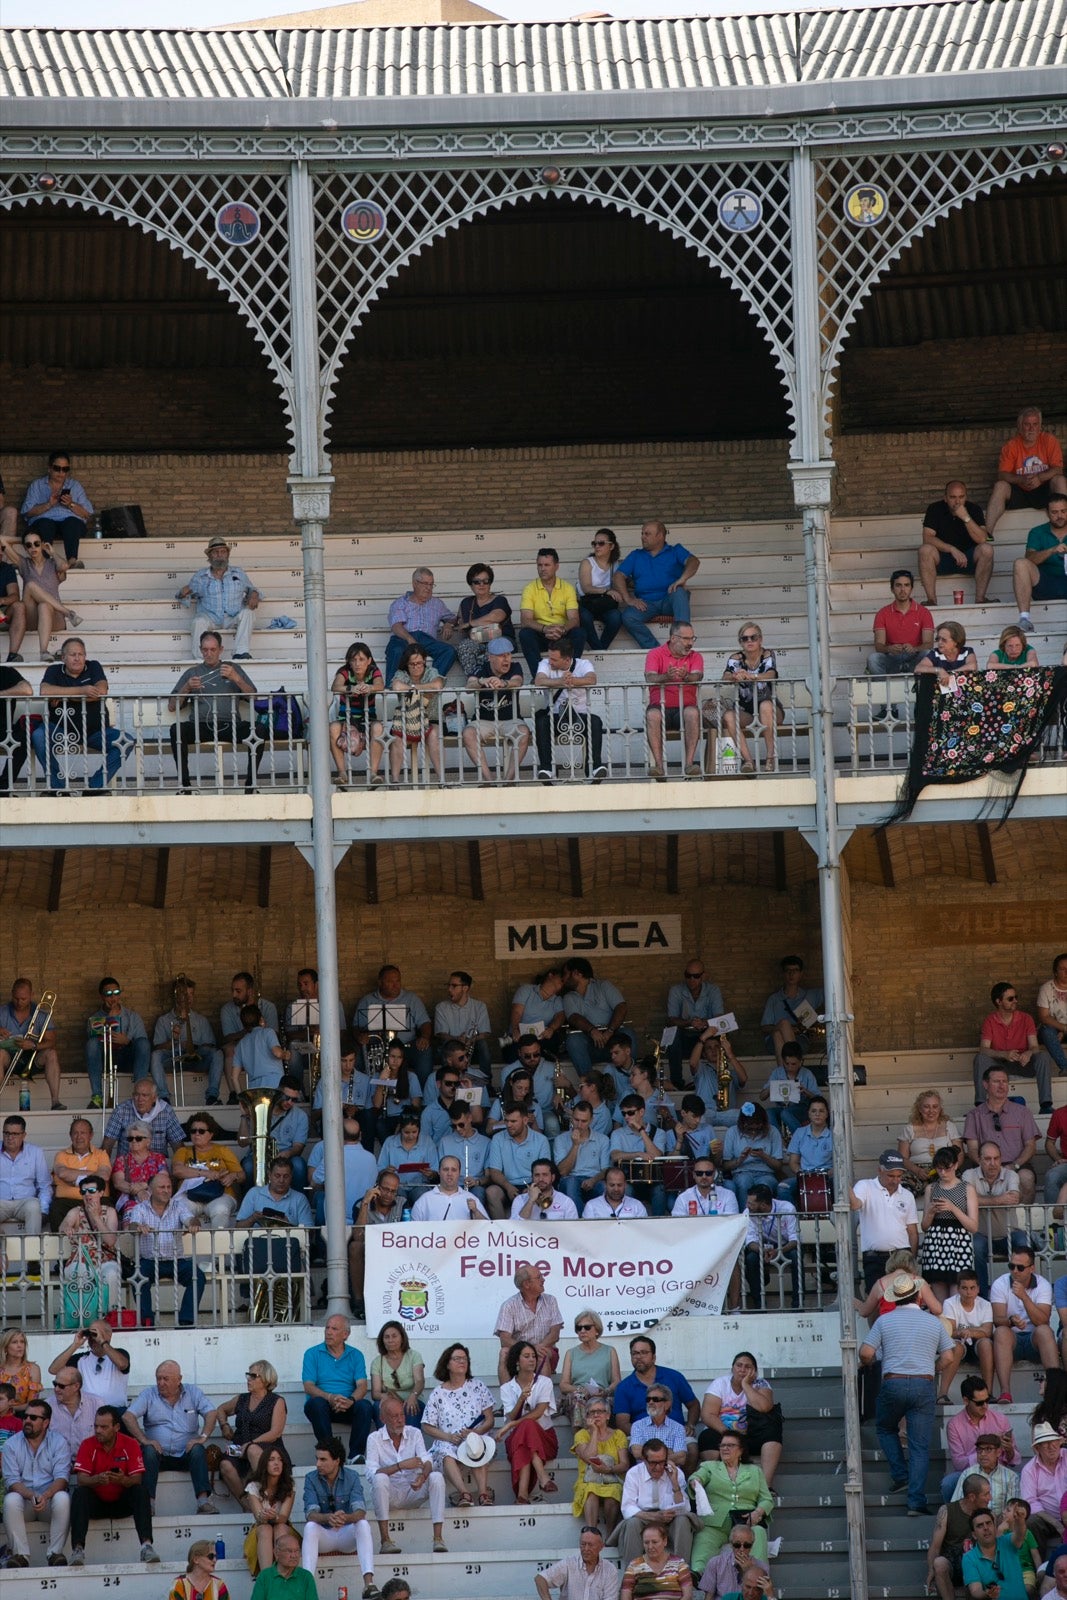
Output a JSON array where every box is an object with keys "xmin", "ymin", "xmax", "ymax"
[
  {"xmin": 0, "ymin": 990, "xmax": 57, "ymax": 1094},
  {"xmin": 169, "ymin": 975, "xmax": 199, "ymax": 1108}
]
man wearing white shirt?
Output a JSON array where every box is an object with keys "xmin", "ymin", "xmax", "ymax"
[
  {"xmin": 533, "ymin": 639, "xmax": 606, "ymax": 783},
  {"xmin": 583, "ymin": 1166, "xmax": 648, "ymax": 1220},
  {"xmin": 744, "ymin": 1186, "xmax": 801, "ymax": 1310},
  {"xmin": 366, "ymin": 1393, "xmax": 447, "ymax": 1556},
  {"xmin": 1046, "ymin": 1551, "xmax": 1067, "ymax": 1600},
  {"xmin": 411, "ymin": 1156, "xmax": 488, "ymax": 1222},
  {"xmin": 990, "ymin": 1245, "xmax": 1057, "ymax": 1401},
  {"xmin": 618, "ymin": 1440, "xmax": 693, "ymax": 1566},
  {"xmin": 672, "ymin": 1156, "xmax": 738, "ymax": 1219},
  {"xmin": 535, "ymin": 1525, "xmax": 620, "ymax": 1600},
  {"xmin": 512, "ymin": 1159, "xmax": 579, "ymax": 1221},
  {"xmin": 849, "ymin": 1149, "xmax": 919, "ymax": 1292}
]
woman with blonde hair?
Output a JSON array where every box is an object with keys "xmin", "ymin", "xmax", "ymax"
[
  {"xmin": 167, "ymin": 1539, "xmax": 231, "ymax": 1599},
  {"xmin": 898, "ymin": 1091, "xmax": 963, "ymax": 1194},
  {"xmin": 216, "ymin": 1358, "xmax": 287, "ymax": 1500},
  {"xmin": 718, "ymin": 622, "xmax": 783, "ymax": 774},
  {"xmin": 987, "ymin": 624, "xmax": 1039, "ymax": 669},
  {"xmin": 0, "ymin": 1327, "xmax": 41, "ymax": 1412}
]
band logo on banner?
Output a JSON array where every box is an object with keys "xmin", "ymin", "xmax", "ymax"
[{"xmin": 366, "ymin": 1217, "xmax": 747, "ymax": 1337}]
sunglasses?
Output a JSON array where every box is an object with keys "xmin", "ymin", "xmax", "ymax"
[
  {"xmin": 740, "ymin": 633, "xmax": 761, "ymax": 642},
  {"xmin": 52, "ymin": 465, "xmax": 71, "ymax": 472},
  {"xmin": 685, "ymin": 971, "xmax": 703, "ymax": 979},
  {"xmin": 576, "ymin": 1323, "xmax": 595, "ymax": 1331},
  {"xmin": 731, "ymin": 1539, "xmax": 755, "ymax": 1549},
  {"xmin": 24, "ymin": 540, "xmax": 43, "ymax": 549},
  {"xmin": 694, "ymin": 1170, "xmax": 715, "ymax": 1178},
  {"xmin": 128, "ymin": 1135, "xmax": 148, "ymax": 1142}
]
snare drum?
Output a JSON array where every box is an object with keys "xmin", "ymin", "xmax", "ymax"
[
  {"xmin": 797, "ymin": 1170, "xmax": 833, "ymax": 1213},
  {"xmin": 659, "ymin": 1157, "xmax": 691, "ymax": 1192}
]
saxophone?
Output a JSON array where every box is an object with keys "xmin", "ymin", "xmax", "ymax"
[{"xmin": 716, "ymin": 1034, "xmax": 732, "ymax": 1112}]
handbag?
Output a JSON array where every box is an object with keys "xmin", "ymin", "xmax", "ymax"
[
  {"xmin": 58, "ymin": 1246, "xmax": 103, "ymax": 1329},
  {"xmin": 470, "ymin": 622, "xmax": 502, "ymax": 646},
  {"xmin": 187, "ymin": 1180, "xmax": 225, "ymax": 1202}
]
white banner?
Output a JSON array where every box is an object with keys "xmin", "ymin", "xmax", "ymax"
[{"xmin": 365, "ymin": 1216, "xmax": 747, "ymax": 1339}]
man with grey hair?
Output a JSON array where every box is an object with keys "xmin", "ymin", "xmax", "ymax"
[
  {"xmin": 48, "ymin": 1366, "xmax": 97, "ymax": 1456},
  {"xmin": 176, "ymin": 536, "xmax": 261, "ymax": 660},
  {"xmin": 366, "ymin": 1391, "xmax": 447, "ymax": 1555},
  {"xmin": 33, "ymin": 636, "xmax": 130, "ymax": 790},
  {"xmin": 644, "ymin": 620, "xmax": 704, "ymax": 780},
  {"xmin": 985, "ymin": 404, "xmax": 1067, "ymax": 536},
  {"xmin": 123, "ymin": 1360, "xmax": 218, "ymax": 1515},
  {"xmin": 385, "ymin": 567, "xmax": 456, "ymax": 681},
  {"xmin": 494, "ymin": 1262, "xmax": 563, "ymax": 1383},
  {"xmin": 535, "ymin": 1525, "xmax": 620, "ymax": 1600}
]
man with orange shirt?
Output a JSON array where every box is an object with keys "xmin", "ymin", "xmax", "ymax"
[
  {"xmin": 644, "ymin": 622, "xmax": 704, "ymax": 780},
  {"xmin": 985, "ymin": 405, "xmax": 1067, "ymax": 536},
  {"xmin": 69, "ymin": 1405, "xmax": 157, "ymax": 1567}
]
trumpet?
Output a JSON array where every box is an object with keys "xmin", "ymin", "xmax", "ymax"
[{"xmin": 1, "ymin": 990, "xmax": 57, "ymax": 1090}]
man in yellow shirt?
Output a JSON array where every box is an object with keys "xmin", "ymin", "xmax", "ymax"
[{"xmin": 518, "ymin": 547, "xmax": 584, "ymax": 675}]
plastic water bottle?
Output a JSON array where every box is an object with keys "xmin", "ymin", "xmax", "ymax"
[
  {"xmin": 18, "ymin": 1084, "xmax": 30, "ymax": 1112},
  {"xmin": 214, "ymin": 1536, "xmax": 225, "ymax": 1560},
  {"xmin": 401, "ymin": 1206, "xmax": 412, "ymax": 1221}
]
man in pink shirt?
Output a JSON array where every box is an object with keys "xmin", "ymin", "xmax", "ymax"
[
  {"xmin": 942, "ymin": 1374, "xmax": 1019, "ymax": 1501},
  {"xmin": 1020, "ymin": 1423, "xmax": 1067, "ymax": 1554},
  {"xmin": 866, "ymin": 569, "xmax": 934, "ymax": 676},
  {"xmin": 643, "ymin": 622, "xmax": 704, "ymax": 780},
  {"xmin": 972, "ymin": 981, "xmax": 1054, "ymax": 1112}
]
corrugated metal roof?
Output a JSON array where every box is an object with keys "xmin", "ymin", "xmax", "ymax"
[
  {"xmin": 1, "ymin": 0, "xmax": 1064, "ymax": 101},
  {"xmin": 0, "ymin": 25, "xmax": 288, "ymax": 99}
]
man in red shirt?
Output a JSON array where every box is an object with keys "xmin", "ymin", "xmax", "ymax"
[
  {"xmin": 985, "ymin": 405, "xmax": 1067, "ymax": 535},
  {"xmin": 643, "ymin": 622, "xmax": 704, "ymax": 780},
  {"xmin": 972, "ymin": 981, "xmax": 1053, "ymax": 1113},
  {"xmin": 866, "ymin": 569, "xmax": 934, "ymax": 676},
  {"xmin": 69, "ymin": 1404, "xmax": 158, "ymax": 1567}
]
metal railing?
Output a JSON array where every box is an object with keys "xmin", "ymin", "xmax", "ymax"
[
  {"xmin": 0, "ymin": 1224, "xmax": 310, "ymax": 1330},
  {"xmin": 1, "ymin": 679, "xmax": 1062, "ymax": 794}
]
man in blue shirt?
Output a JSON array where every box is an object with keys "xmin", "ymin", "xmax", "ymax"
[
  {"xmin": 437, "ymin": 1101, "xmax": 491, "ymax": 1203},
  {"xmin": 614, "ymin": 520, "xmax": 700, "ymax": 650},
  {"xmin": 354, "ymin": 965, "xmax": 433, "ymax": 1087},
  {"xmin": 1, "ymin": 1399, "xmax": 72, "ymax": 1565},
  {"xmin": 85, "ymin": 977, "xmax": 149, "ymax": 1110},
  {"xmin": 665, "ymin": 961, "xmax": 725, "ymax": 1088},
  {"xmin": 485, "ymin": 1105, "xmax": 551, "ymax": 1218},
  {"xmin": 177, "ymin": 537, "xmax": 261, "ymax": 661},
  {"xmin": 235, "ymin": 1154, "xmax": 314, "ymax": 1307},
  {"xmin": 122, "ymin": 1360, "xmax": 218, "ymax": 1515},
  {"xmin": 614, "ymin": 1335, "xmax": 699, "ymax": 1438},
  {"xmin": 302, "ymin": 1314, "xmax": 374, "ymax": 1463},
  {"xmin": 960, "ymin": 1502, "xmax": 1029, "ymax": 1600},
  {"xmin": 302, "ymin": 1436, "xmax": 380, "ymax": 1599},
  {"xmin": 21, "ymin": 452, "xmax": 93, "ymax": 564}
]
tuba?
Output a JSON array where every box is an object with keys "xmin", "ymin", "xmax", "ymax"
[
  {"xmin": 240, "ymin": 1087, "xmax": 285, "ymax": 1187},
  {"xmin": 1, "ymin": 990, "xmax": 57, "ymax": 1089}
]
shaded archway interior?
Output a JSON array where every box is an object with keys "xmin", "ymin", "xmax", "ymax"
[
  {"xmin": 838, "ymin": 171, "xmax": 1067, "ymax": 434},
  {"xmin": 0, "ymin": 207, "xmax": 289, "ymax": 452},
  {"xmin": 329, "ymin": 197, "xmax": 791, "ymax": 449}
]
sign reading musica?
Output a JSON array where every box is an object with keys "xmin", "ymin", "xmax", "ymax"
[
  {"xmin": 494, "ymin": 915, "xmax": 682, "ymax": 961},
  {"xmin": 365, "ymin": 1216, "xmax": 746, "ymax": 1338}
]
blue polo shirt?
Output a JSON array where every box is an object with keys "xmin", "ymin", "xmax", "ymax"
[
  {"xmin": 301, "ymin": 1341, "xmax": 367, "ymax": 1397},
  {"xmin": 616, "ymin": 542, "xmax": 694, "ymax": 600},
  {"xmin": 486, "ymin": 1127, "xmax": 551, "ymax": 1185},
  {"xmin": 786, "ymin": 1124, "xmax": 834, "ymax": 1172},
  {"xmin": 614, "ymin": 1366, "xmax": 696, "ymax": 1426}
]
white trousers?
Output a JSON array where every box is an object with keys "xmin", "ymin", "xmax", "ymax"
[
  {"xmin": 301, "ymin": 1516, "xmax": 375, "ymax": 1577},
  {"xmin": 3, "ymin": 1488, "xmax": 72, "ymax": 1557},
  {"xmin": 0, "ymin": 1198, "xmax": 42, "ymax": 1234},
  {"xmin": 191, "ymin": 608, "xmax": 255, "ymax": 657},
  {"xmin": 370, "ymin": 1470, "xmax": 446, "ymax": 1524}
]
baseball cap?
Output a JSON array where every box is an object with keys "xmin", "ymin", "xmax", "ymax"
[{"xmin": 878, "ymin": 1149, "xmax": 905, "ymax": 1170}]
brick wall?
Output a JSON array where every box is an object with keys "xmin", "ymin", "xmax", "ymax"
[
  {"xmin": 5, "ymin": 407, "xmax": 1062, "ymax": 536},
  {"xmin": 849, "ymin": 875, "xmax": 1067, "ymax": 1053},
  {"xmin": 839, "ymin": 333, "xmax": 1067, "ymax": 434},
  {"xmin": 0, "ymin": 844, "xmax": 821, "ymax": 1069}
]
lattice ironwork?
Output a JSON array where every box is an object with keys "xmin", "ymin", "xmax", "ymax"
[
  {"xmin": 311, "ymin": 159, "xmax": 798, "ymax": 440},
  {"xmin": 814, "ymin": 144, "xmax": 1054, "ymax": 424},
  {"xmin": 0, "ymin": 170, "xmax": 297, "ymax": 448}
]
